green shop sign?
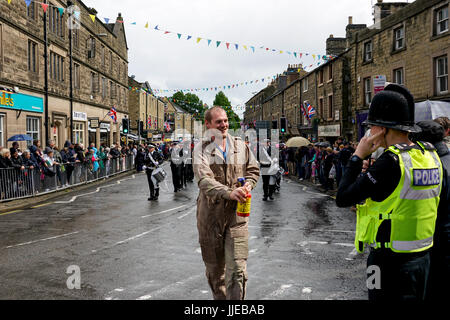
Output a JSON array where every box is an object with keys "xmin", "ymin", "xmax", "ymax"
[{"xmin": 0, "ymin": 92, "xmax": 44, "ymax": 113}]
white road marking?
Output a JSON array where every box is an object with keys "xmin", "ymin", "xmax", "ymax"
[
  {"xmin": 250, "ymin": 236, "xmax": 258, "ymax": 240},
  {"xmin": 249, "ymin": 249, "xmax": 258, "ymax": 254},
  {"xmin": 302, "ymin": 287, "xmax": 312, "ymax": 294},
  {"xmin": 142, "ymin": 205, "xmax": 188, "ymax": 218},
  {"xmin": 262, "ymin": 284, "xmax": 293, "ymax": 299},
  {"xmin": 54, "ymin": 175, "xmax": 136, "ymax": 204},
  {"xmin": 345, "ymin": 248, "xmax": 359, "ymax": 261},
  {"xmin": 92, "ymin": 226, "xmax": 163, "ymax": 253},
  {"xmin": 4, "ymin": 231, "xmax": 80, "ymax": 249},
  {"xmin": 334, "ymin": 242, "xmax": 354, "ymax": 247},
  {"xmin": 249, "ymin": 225, "xmax": 355, "ymax": 234},
  {"xmin": 177, "ymin": 207, "xmax": 196, "ymax": 220},
  {"xmin": 136, "ymin": 274, "xmax": 203, "ymax": 300}
]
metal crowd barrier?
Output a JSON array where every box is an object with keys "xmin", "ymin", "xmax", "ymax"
[{"xmin": 0, "ymin": 155, "xmax": 135, "ymax": 202}]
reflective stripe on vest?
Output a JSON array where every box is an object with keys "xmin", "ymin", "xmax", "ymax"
[
  {"xmin": 392, "ymin": 236, "xmax": 434, "ymax": 251},
  {"xmin": 399, "ymin": 150, "xmax": 442, "ymax": 200}
]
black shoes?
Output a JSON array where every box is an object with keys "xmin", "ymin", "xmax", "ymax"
[{"xmin": 263, "ymin": 197, "xmax": 268, "ymax": 201}]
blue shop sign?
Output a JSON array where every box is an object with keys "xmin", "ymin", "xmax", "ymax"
[{"xmin": 0, "ymin": 92, "xmax": 44, "ymax": 113}]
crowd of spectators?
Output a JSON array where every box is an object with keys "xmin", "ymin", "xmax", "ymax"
[{"xmin": 280, "ymin": 137, "xmax": 357, "ymax": 192}]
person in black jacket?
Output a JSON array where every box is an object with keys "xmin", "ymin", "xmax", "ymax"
[
  {"xmin": 21, "ymin": 150, "xmax": 36, "ymax": 169},
  {"xmin": 10, "ymin": 148, "xmax": 24, "ymax": 171},
  {"xmin": 145, "ymin": 144, "xmax": 164, "ymax": 200},
  {"xmin": 410, "ymin": 121, "xmax": 450, "ymax": 301}
]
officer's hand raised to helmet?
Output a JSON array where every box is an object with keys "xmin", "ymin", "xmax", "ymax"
[
  {"xmin": 354, "ymin": 130, "xmax": 385, "ymax": 160},
  {"xmin": 230, "ymin": 187, "xmax": 248, "ymax": 203}
]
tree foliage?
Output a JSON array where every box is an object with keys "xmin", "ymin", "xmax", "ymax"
[
  {"xmin": 171, "ymin": 91, "xmax": 208, "ymax": 122},
  {"xmin": 213, "ymin": 91, "xmax": 241, "ymax": 130}
]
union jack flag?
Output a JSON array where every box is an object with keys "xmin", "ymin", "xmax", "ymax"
[
  {"xmin": 147, "ymin": 115, "xmax": 152, "ymax": 126},
  {"xmin": 300, "ymin": 104, "xmax": 308, "ymax": 119},
  {"xmin": 306, "ymin": 102, "xmax": 316, "ymax": 119},
  {"xmin": 107, "ymin": 107, "xmax": 117, "ymax": 123}
]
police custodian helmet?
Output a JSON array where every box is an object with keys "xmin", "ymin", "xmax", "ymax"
[{"xmin": 363, "ymin": 83, "xmax": 422, "ymax": 133}]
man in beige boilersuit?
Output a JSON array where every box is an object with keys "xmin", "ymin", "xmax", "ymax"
[{"xmin": 193, "ymin": 106, "xmax": 260, "ymax": 300}]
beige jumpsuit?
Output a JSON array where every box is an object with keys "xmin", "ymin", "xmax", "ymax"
[{"xmin": 193, "ymin": 134, "xmax": 260, "ymax": 300}]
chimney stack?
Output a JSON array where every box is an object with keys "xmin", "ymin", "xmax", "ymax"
[{"xmin": 348, "ymin": 16, "xmax": 353, "ymax": 25}]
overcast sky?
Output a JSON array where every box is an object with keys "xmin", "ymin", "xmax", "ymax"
[{"xmin": 82, "ymin": 0, "xmax": 411, "ymax": 117}]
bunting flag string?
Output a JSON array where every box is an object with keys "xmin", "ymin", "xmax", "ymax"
[{"xmin": 10, "ymin": 0, "xmax": 336, "ymax": 70}]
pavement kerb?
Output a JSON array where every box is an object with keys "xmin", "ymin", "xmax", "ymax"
[{"xmin": 0, "ymin": 170, "xmax": 137, "ymax": 214}]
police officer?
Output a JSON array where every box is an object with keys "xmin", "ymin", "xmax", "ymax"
[
  {"xmin": 336, "ymin": 84, "xmax": 443, "ymax": 301},
  {"xmin": 145, "ymin": 144, "xmax": 163, "ymax": 201},
  {"xmin": 170, "ymin": 142, "xmax": 184, "ymax": 192},
  {"xmin": 193, "ymin": 106, "xmax": 259, "ymax": 300}
]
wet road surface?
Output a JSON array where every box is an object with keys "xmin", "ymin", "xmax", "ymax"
[{"xmin": 0, "ymin": 163, "xmax": 368, "ymax": 300}]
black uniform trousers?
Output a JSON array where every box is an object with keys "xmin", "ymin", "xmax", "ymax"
[
  {"xmin": 171, "ymin": 163, "xmax": 182, "ymax": 191},
  {"xmin": 367, "ymin": 248, "xmax": 431, "ymax": 301},
  {"xmin": 146, "ymin": 168, "xmax": 158, "ymax": 197},
  {"xmin": 261, "ymin": 175, "xmax": 274, "ymax": 198}
]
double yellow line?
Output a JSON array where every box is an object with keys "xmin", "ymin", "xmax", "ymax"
[{"xmin": 0, "ymin": 202, "xmax": 53, "ymax": 216}]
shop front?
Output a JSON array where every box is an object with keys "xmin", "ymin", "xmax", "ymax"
[
  {"xmin": 318, "ymin": 124, "xmax": 341, "ymax": 144},
  {"xmin": 0, "ymin": 89, "xmax": 44, "ymax": 149}
]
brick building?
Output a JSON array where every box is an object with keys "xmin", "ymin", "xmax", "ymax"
[
  {"xmin": 0, "ymin": 0, "xmax": 129, "ymax": 150},
  {"xmin": 128, "ymin": 77, "xmax": 164, "ymax": 141},
  {"xmin": 244, "ymin": 0, "xmax": 449, "ymax": 144},
  {"xmin": 350, "ymin": 0, "xmax": 449, "ymax": 139}
]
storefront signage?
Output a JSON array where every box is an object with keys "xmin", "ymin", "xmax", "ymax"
[
  {"xmin": 89, "ymin": 118, "xmax": 99, "ymax": 129},
  {"xmin": 373, "ymin": 75, "xmax": 386, "ymax": 95},
  {"xmin": 318, "ymin": 124, "xmax": 341, "ymax": 137},
  {"xmin": 73, "ymin": 111, "xmax": 87, "ymax": 121},
  {"xmin": 0, "ymin": 92, "xmax": 43, "ymax": 113},
  {"xmin": 100, "ymin": 122, "xmax": 110, "ymax": 130}
]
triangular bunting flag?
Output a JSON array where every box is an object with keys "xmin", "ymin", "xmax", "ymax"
[
  {"xmin": 154, "ymin": 25, "xmax": 160, "ymax": 30},
  {"xmin": 250, "ymin": 46, "xmax": 255, "ymax": 52},
  {"xmin": 293, "ymin": 52, "xmax": 297, "ymax": 58},
  {"xmin": 300, "ymin": 53, "xmax": 303, "ymax": 58},
  {"xmin": 104, "ymin": 18, "xmax": 110, "ymax": 24},
  {"xmin": 58, "ymin": 7, "xmax": 64, "ymax": 16},
  {"xmin": 243, "ymin": 45, "xmax": 247, "ymax": 50},
  {"xmin": 177, "ymin": 33, "xmax": 182, "ymax": 39},
  {"xmin": 207, "ymin": 39, "xmax": 212, "ymax": 46},
  {"xmin": 216, "ymin": 41, "xmax": 221, "ymax": 47},
  {"xmin": 196, "ymin": 37, "xmax": 202, "ymax": 43},
  {"xmin": 187, "ymin": 35, "xmax": 192, "ymax": 40},
  {"xmin": 164, "ymin": 31, "xmax": 170, "ymax": 34},
  {"xmin": 7, "ymin": 0, "xmax": 11, "ymax": 4},
  {"xmin": 131, "ymin": 22, "xmax": 137, "ymax": 25},
  {"xmin": 90, "ymin": 14, "xmax": 96, "ymax": 23},
  {"xmin": 312, "ymin": 54, "xmax": 316, "ymax": 59},
  {"xmin": 145, "ymin": 22, "xmax": 149, "ymax": 28},
  {"xmin": 41, "ymin": 3, "xmax": 49, "ymax": 13},
  {"xmin": 25, "ymin": 0, "xmax": 31, "ymax": 7},
  {"xmin": 226, "ymin": 43, "xmax": 230, "ymax": 49}
]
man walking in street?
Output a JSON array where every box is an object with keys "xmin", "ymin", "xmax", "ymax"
[
  {"xmin": 145, "ymin": 144, "xmax": 163, "ymax": 201},
  {"xmin": 170, "ymin": 141, "xmax": 183, "ymax": 192},
  {"xmin": 193, "ymin": 106, "xmax": 259, "ymax": 300},
  {"xmin": 336, "ymin": 84, "xmax": 443, "ymax": 300}
]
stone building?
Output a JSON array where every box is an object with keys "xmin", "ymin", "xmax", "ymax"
[
  {"xmin": 349, "ymin": 0, "xmax": 449, "ymax": 139},
  {"xmin": 161, "ymin": 98, "xmax": 194, "ymax": 140},
  {"xmin": 0, "ymin": 0, "xmax": 129, "ymax": 150},
  {"xmin": 128, "ymin": 77, "xmax": 164, "ymax": 141}
]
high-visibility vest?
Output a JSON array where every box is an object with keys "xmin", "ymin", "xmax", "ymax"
[{"xmin": 355, "ymin": 141, "xmax": 443, "ymax": 253}]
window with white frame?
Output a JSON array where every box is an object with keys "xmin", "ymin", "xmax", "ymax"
[
  {"xmin": 394, "ymin": 68, "xmax": 404, "ymax": 85},
  {"xmin": 26, "ymin": 117, "xmax": 40, "ymax": 147},
  {"xmin": 0, "ymin": 114, "xmax": 4, "ymax": 147},
  {"xmin": 364, "ymin": 41, "xmax": 372, "ymax": 62},
  {"xmin": 364, "ymin": 77, "xmax": 372, "ymax": 106},
  {"xmin": 303, "ymin": 78, "xmax": 308, "ymax": 92},
  {"xmin": 436, "ymin": 55, "xmax": 448, "ymax": 94},
  {"xmin": 436, "ymin": 5, "xmax": 449, "ymax": 35},
  {"xmin": 394, "ymin": 26, "xmax": 404, "ymax": 50},
  {"xmin": 73, "ymin": 122, "xmax": 85, "ymax": 144}
]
